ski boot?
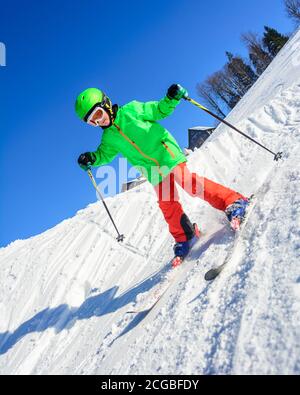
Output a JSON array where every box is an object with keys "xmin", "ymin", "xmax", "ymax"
[
  {"xmin": 172, "ymin": 224, "xmax": 200, "ymax": 268},
  {"xmin": 225, "ymin": 198, "xmax": 250, "ymax": 231}
]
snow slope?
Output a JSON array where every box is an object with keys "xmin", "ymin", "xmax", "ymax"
[{"xmin": 1, "ymin": 29, "xmax": 300, "ymax": 375}]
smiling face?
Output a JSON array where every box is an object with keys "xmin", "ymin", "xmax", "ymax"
[{"xmin": 87, "ymin": 106, "xmax": 111, "ymax": 127}]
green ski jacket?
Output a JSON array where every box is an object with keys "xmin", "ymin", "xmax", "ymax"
[{"xmin": 92, "ymin": 96, "xmax": 187, "ymax": 186}]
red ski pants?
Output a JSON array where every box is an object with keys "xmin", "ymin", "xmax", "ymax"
[{"xmin": 154, "ymin": 162, "xmax": 246, "ymax": 242}]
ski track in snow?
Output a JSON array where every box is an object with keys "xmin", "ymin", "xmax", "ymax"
[{"xmin": 1, "ymin": 30, "xmax": 300, "ymax": 374}]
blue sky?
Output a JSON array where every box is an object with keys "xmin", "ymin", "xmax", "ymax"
[{"xmin": 0, "ymin": 0, "xmax": 293, "ymax": 247}]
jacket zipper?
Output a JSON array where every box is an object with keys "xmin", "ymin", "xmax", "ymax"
[
  {"xmin": 113, "ymin": 123, "xmax": 165, "ymax": 177},
  {"xmin": 162, "ymin": 141, "xmax": 176, "ymax": 158}
]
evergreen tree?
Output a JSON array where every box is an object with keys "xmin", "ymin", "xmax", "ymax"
[
  {"xmin": 196, "ymin": 26, "xmax": 288, "ymax": 116},
  {"xmin": 262, "ymin": 26, "xmax": 289, "ymax": 57},
  {"xmin": 242, "ymin": 32, "xmax": 273, "ymax": 75},
  {"xmin": 225, "ymin": 52, "xmax": 258, "ymax": 96},
  {"xmin": 209, "ymin": 70, "xmax": 240, "ymax": 109},
  {"xmin": 197, "ymin": 53, "xmax": 257, "ymax": 114}
]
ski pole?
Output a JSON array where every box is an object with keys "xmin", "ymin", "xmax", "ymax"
[
  {"xmin": 185, "ymin": 97, "xmax": 283, "ymax": 161},
  {"xmin": 87, "ymin": 169, "xmax": 125, "ymax": 242}
]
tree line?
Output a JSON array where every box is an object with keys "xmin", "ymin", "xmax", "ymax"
[{"xmin": 197, "ymin": 1, "xmax": 300, "ymax": 118}]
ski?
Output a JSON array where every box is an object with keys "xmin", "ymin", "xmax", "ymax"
[
  {"xmin": 204, "ymin": 195, "xmax": 257, "ymax": 281},
  {"xmin": 127, "ymin": 225, "xmax": 226, "ymax": 314},
  {"xmin": 126, "ymin": 245, "xmax": 198, "ymax": 314},
  {"xmin": 204, "ymin": 260, "xmax": 228, "ymax": 281},
  {"xmin": 127, "ymin": 226, "xmax": 203, "ymax": 314},
  {"xmin": 126, "ymin": 274, "xmax": 175, "ymax": 314}
]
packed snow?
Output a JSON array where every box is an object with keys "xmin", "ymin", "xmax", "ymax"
[{"xmin": 1, "ymin": 29, "xmax": 300, "ymax": 375}]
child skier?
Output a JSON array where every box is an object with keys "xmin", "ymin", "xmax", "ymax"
[{"xmin": 75, "ymin": 84, "xmax": 249, "ymax": 263}]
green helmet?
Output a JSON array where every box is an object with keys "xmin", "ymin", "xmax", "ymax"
[{"xmin": 75, "ymin": 87, "xmax": 113, "ymax": 122}]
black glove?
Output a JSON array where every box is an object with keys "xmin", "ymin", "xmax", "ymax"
[
  {"xmin": 77, "ymin": 152, "xmax": 96, "ymax": 171},
  {"xmin": 167, "ymin": 84, "xmax": 189, "ymax": 100}
]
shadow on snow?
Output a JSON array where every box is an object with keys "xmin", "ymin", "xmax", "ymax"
[
  {"xmin": 0, "ymin": 224, "xmax": 231, "ymax": 356},
  {"xmin": 0, "ymin": 268, "xmax": 167, "ymax": 356}
]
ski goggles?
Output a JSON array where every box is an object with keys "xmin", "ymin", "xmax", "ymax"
[{"xmin": 86, "ymin": 106, "xmax": 106, "ymax": 126}]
